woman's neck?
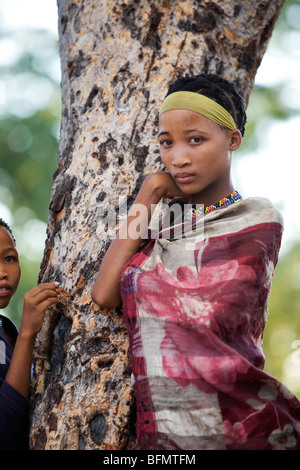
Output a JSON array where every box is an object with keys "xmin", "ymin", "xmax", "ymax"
[{"xmin": 188, "ymin": 182, "xmax": 235, "ymax": 208}]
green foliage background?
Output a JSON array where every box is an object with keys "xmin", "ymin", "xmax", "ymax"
[
  {"xmin": 0, "ymin": 1, "xmax": 299, "ymax": 398},
  {"xmin": 0, "ymin": 27, "xmax": 61, "ymax": 323}
]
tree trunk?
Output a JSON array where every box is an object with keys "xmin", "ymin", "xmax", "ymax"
[{"xmin": 29, "ymin": 0, "xmax": 285, "ymax": 450}]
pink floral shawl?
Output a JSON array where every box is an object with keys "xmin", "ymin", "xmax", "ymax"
[{"xmin": 120, "ymin": 197, "xmax": 300, "ymax": 450}]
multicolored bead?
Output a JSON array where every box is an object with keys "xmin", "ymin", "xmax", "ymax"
[{"xmin": 185, "ymin": 191, "xmax": 242, "ymax": 220}]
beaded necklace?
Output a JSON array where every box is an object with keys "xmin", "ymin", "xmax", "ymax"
[{"xmin": 184, "ymin": 190, "xmax": 242, "ymax": 221}]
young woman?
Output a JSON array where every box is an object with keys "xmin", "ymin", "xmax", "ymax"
[
  {"xmin": 92, "ymin": 74, "xmax": 300, "ymax": 450},
  {"xmin": 0, "ymin": 219, "xmax": 60, "ymax": 449}
]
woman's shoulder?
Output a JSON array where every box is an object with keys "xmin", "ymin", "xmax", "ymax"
[{"xmin": 240, "ymin": 196, "xmax": 284, "ymax": 226}]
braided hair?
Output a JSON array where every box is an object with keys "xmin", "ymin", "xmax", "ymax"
[
  {"xmin": 165, "ymin": 74, "xmax": 247, "ymax": 137},
  {"xmin": 0, "ymin": 218, "xmax": 16, "ymax": 245}
]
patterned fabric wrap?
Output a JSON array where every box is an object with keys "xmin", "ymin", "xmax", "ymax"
[{"xmin": 120, "ymin": 197, "xmax": 300, "ymax": 450}]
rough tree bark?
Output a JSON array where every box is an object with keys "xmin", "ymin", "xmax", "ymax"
[{"xmin": 29, "ymin": 0, "xmax": 285, "ymax": 450}]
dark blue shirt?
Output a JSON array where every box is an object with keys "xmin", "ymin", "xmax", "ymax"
[{"xmin": 0, "ymin": 316, "xmax": 29, "ymax": 450}]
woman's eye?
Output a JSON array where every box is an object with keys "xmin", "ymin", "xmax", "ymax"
[
  {"xmin": 189, "ymin": 136, "xmax": 203, "ymax": 144},
  {"xmin": 159, "ymin": 139, "xmax": 172, "ymax": 147}
]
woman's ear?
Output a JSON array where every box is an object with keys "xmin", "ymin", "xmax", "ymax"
[{"xmin": 229, "ymin": 129, "xmax": 242, "ymax": 151}]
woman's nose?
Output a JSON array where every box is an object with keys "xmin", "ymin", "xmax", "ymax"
[{"xmin": 171, "ymin": 145, "xmax": 191, "ymax": 166}]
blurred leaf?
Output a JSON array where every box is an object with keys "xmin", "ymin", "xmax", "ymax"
[
  {"xmin": 0, "ymin": 27, "xmax": 60, "ymax": 324},
  {"xmin": 264, "ymin": 243, "xmax": 300, "ymax": 397}
]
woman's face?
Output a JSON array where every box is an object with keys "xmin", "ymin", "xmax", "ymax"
[
  {"xmin": 158, "ymin": 109, "xmax": 241, "ymax": 205},
  {"xmin": 0, "ymin": 227, "xmax": 21, "ymax": 309}
]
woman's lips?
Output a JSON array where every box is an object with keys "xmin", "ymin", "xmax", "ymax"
[{"xmin": 174, "ymin": 173, "xmax": 195, "ymax": 183}]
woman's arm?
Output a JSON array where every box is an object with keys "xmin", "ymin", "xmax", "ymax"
[{"xmin": 91, "ymin": 173, "xmax": 185, "ymax": 309}]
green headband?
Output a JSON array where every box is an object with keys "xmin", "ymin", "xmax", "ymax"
[{"xmin": 159, "ymin": 91, "xmax": 237, "ymax": 131}]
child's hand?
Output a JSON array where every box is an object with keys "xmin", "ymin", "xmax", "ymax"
[
  {"xmin": 5, "ymin": 282, "xmax": 60, "ymax": 397},
  {"xmin": 19, "ymin": 282, "xmax": 60, "ymax": 339}
]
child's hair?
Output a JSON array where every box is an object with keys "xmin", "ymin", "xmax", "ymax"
[
  {"xmin": 0, "ymin": 218, "xmax": 16, "ymax": 245},
  {"xmin": 165, "ymin": 74, "xmax": 247, "ymax": 137}
]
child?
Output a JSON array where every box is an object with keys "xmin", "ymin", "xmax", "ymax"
[
  {"xmin": 0, "ymin": 218, "xmax": 59, "ymax": 450},
  {"xmin": 92, "ymin": 74, "xmax": 300, "ymax": 450}
]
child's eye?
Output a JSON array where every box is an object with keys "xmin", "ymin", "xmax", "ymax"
[{"xmin": 5, "ymin": 255, "xmax": 17, "ymax": 263}]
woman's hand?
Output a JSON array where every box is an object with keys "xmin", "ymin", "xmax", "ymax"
[{"xmin": 141, "ymin": 172, "xmax": 187, "ymax": 201}]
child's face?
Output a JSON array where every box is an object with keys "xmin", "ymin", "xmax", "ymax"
[
  {"xmin": 0, "ymin": 227, "xmax": 21, "ymax": 309},
  {"xmin": 158, "ymin": 109, "xmax": 241, "ymax": 204}
]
